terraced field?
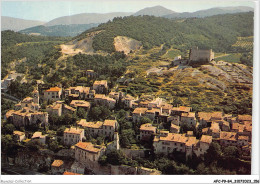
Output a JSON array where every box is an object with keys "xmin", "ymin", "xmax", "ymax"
[
  {"xmin": 232, "ymin": 36, "xmax": 253, "ymax": 49},
  {"xmin": 215, "ymin": 53, "xmax": 242, "ymax": 63}
]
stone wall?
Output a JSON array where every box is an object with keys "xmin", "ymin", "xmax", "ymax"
[
  {"xmin": 83, "ymin": 159, "xmax": 161, "ymax": 175},
  {"xmin": 7, "ymin": 148, "xmax": 160, "ymax": 175},
  {"xmin": 121, "ymin": 148, "xmax": 145, "ymax": 159}
]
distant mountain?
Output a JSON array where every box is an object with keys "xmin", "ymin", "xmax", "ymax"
[
  {"xmin": 133, "ymin": 5, "xmax": 176, "ymax": 17},
  {"xmin": 164, "ymin": 6, "xmax": 254, "ymax": 19},
  {"xmin": 19, "ymin": 23, "xmax": 99, "ymax": 37},
  {"xmin": 1, "ymin": 16, "xmax": 45, "ymax": 31},
  {"xmin": 45, "ymin": 12, "xmax": 133, "ymax": 26}
]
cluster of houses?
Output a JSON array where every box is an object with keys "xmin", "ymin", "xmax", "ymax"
[
  {"xmin": 135, "ymin": 104, "xmax": 252, "ymax": 158},
  {"xmin": 4, "ymin": 67, "xmax": 252, "ymax": 175},
  {"xmin": 13, "ymin": 130, "xmax": 48, "ymax": 144},
  {"xmin": 5, "ymin": 89, "xmax": 48, "ymax": 127},
  {"xmin": 53, "ymin": 126, "xmax": 119, "ymax": 175}
]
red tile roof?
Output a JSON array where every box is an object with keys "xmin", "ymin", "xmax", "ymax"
[
  {"xmin": 51, "ymin": 160, "xmax": 64, "ymax": 167},
  {"xmin": 45, "ymin": 87, "xmax": 61, "ymax": 92},
  {"xmin": 75, "ymin": 142, "xmax": 104, "ymax": 153},
  {"xmin": 63, "ymin": 171, "xmax": 82, "ymax": 175}
]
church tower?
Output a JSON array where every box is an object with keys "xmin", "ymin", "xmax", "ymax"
[{"xmin": 33, "ymin": 87, "xmax": 39, "ymax": 105}]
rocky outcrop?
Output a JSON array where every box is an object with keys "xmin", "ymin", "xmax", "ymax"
[
  {"xmin": 14, "ymin": 150, "xmax": 54, "ymax": 171},
  {"xmin": 114, "ymin": 36, "xmax": 142, "ymax": 55},
  {"xmin": 60, "ymin": 31, "xmax": 103, "ymax": 56}
]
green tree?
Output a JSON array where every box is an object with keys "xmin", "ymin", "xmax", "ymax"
[
  {"xmin": 56, "ymin": 126, "xmax": 66, "ymax": 136},
  {"xmin": 119, "ymin": 129, "xmax": 135, "ymax": 148},
  {"xmin": 98, "ymin": 155, "xmax": 108, "ymax": 166},
  {"xmin": 3, "ymin": 123, "xmax": 15, "ymax": 135},
  {"xmin": 1, "ymin": 134, "xmax": 19, "ymax": 156},
  {"xmin": 205, "ymin": 142, "xmax": 222, "ymax": 164},
  {"xmin": 25, "ymin": 139, "xmax": 42, "ymax": 151},
  {"xmin": 48, "ymin": 139, "xmax": 60, "ymax": 152},
  {"xmin": 223, "ymin": 146, "xmax": 239, "ymax": 158},
  {"xmin": 77, "ymin": 107, "xmax": 87, "ymax": 119},
  {"xmin": 106, "ymin": 149, "xmax": 125, "ymax": 165}
]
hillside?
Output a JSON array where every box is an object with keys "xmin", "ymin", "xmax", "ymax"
[
  {"xmin": 164, "ymin": 6, "xmax": 253, "ymax": 18},
  {"xmin": 1, "ymin": 12, "xmax": 253, "ymax": 115},
  {"xmin": 1, "ymin": 16, "xmax": 45, "ymax": 31},
  {"xmin": 44, "ymin": 12, "xmax": 133, "ymax": 26},
  {"xmin": 1, "ymin": 30, "xmax": 69, "ymax": 79},
  {"xmin": 19, "ymin": 24, "xmax": 99, "ymax": 37},
  {"xmin": 133, "ymin": 5, "xmax": 176, "ymax": 17},
  {"xmin": 75, "ymin": 12, "xmax": 253, "ymax": 54}
]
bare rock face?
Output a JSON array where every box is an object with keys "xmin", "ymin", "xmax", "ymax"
[
  {"xmin": 60, "ymin": 31, "xmax": 103, "ymax": 56},
  {"xmin": 114, "ymin": 36, "xmax": 142, "ymax": 55}
]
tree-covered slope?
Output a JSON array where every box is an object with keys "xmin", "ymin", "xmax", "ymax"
[
  {"xmin": 1, "ymin": 31, "xmax": 70, "ymax": 79},
  {"xmin": 76, "ymin": 12, "xmax": 253, "ymax": 53},
  {"xmin": 1, "ymin": 30, "xmax": 69, "ymax": 48},
  {"xmin": 19, "ymin": 24, "xmax": 99, "ymax": 37}
]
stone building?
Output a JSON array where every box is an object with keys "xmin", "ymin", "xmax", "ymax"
[
  {"xmin": 189, "ymin": 47, "xmax": 214, "ymax": 62},
  {"xmin": 31, "ymin": 131, "xmax": 48, "ymax": 144},
  {"xmin": 193, "ymin": 135, "xmax": 212, "ymax": 157},
  {"xmin": 70, "ymin": 100, "xmax": 91, "ymax": 111},
  {"xmin": 93, "ymin": 80, "xmax": 108, "ymax": 94},
  {"xmin": 122, "ymin": 94, "xmax": 137, "ymax": 108},
  {"xmin": 139, "ymin": 123, "xmax": 157, "ymax": 141},
  {"xmin": 6, "ymin": 107, "xmax": 48, "ymax": 127},
  {"xmin": 170, "ymin": 124, "xmax": 180, "ymax": 133},
  {"xmin": 153, "ymin": 133, "xmax": 197, "ymax": 158},
  {"xmin": 197, "ymin": 111, "xmax": 223, "ymax": 126},
  {"xmin": 15, "ymin": 97, "xmax": 40, "ymax": 111},
  {"xmin": 43, "ymin": 87, "xmax": 62, "ymax": 102},
  {"xmin": 13, "ymin": 131, "xmax": 26, "ymax": 142},
  {"xmin": 103, "ymin": 120, "xmax": 119, "ymax": 139},
  {"xmin": 64, "ymin": 86, "xmax": 90, "ymax": 100},
  {"xmin": 94, "ymin": 94, "xmax": 116, "ymax": 109},
  {"xmin": 108, "ymin": 91, "xmax": 124, "ymax": 103},
  {"xmin": 51, "ymin": 160, "xmax": 65, "ymax": 174},
  {"xmin": 180, "ymin": 112, "xmax": 197, "ymax": 126},
  {"xmin": 74, "ymin": 142, "xmax": 106, "ymax": 163},
  {"xmin": 77, "ymin": 119, "xmax": 118, "ymax": 139},
  {"xmin": 86, "ymin": 70, "xmax": 98, "ymax": 79},
  {"xmin": 171, "ymin": 106, "xmax": 192, "ymax": 116},
  {"xmin": 46, "ymin": 101, "xmax": 76, "ymax": 117},
  {"xmin": 63, "ymin": 127, "xmax": 85, "ymax": 146},
  {"xmin": 132, "ymin": 108, "xmax": 148, "ymax": 123}
]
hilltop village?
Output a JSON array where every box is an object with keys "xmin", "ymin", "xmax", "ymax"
[{"xmin": 2, "ymin": 48, "xmax": 252, "ymax": 175}]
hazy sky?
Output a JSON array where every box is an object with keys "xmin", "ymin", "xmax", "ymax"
[{"xmin": 1, "ymin": 0, "xmax": 255, "ymax": 22}]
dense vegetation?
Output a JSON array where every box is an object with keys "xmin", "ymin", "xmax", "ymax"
[
  {"xmin": 77, "ymin": 12, "xmax": 253, "ymax": 53},
  {"xmin": 1, "ymin": 30, "xmax": 69, "ymax": 79},
  {"xmin": 1, "ymin": 30, "xmax": 69, "ymax": 47},
  {"xmin": 19, "ymin": 24, "xmax": 99, "ymax": 37}
]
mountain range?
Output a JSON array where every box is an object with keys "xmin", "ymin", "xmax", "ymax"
[
  {"xmin": 1, "ymin": 16, "xmax": 45, "ymax": 31},
  {"xmin": 1, "ymin": 5, "xmax": 254, "ymax": 35},
  {"xmin": 164, "ymin": 6, "xmax": 254, "ymax": 18},
  {"xmin": 19, "ymin": 24, "xmax": 99, "ymax": 37},
  {"xmin": 133, "ymin": 5, "xmax": 176, "ymax": 17},
  {"xmin": 44, "ymin": 12, "xmax": 133, "ymax": 26}
]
